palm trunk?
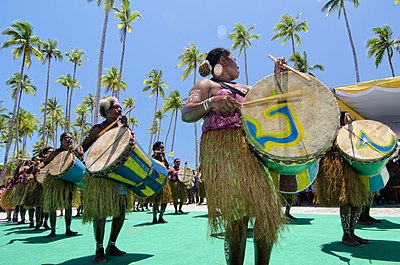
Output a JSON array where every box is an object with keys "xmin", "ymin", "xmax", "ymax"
[
  {"xmin": 343, "ymin": 5, "xmax": 360, "ymax": 83},
  {"xmin": 157, "ymin": 118, "xmax": 162, "ymax": 141},
  {"xmin": 68, "ymin": 64, "xmax": 78, "ymax": 131},
  {"xmin": 65, "ymin": 87, "xmax": 70, "ymax": 126},
  {"xmin": 117, "ymin": 29, "xmax": 127, "ymax": 101},
  {"xmin": 291, "ymin": 34, "xmax": 297, "ymax": 70},
  {"xmin": 244, "ymin": 47, "xmax": 249, "ymax": 85},
  {"xmin": 22, "ymin": 134, "xmax": 27, "ymax": 157},
  {"xmin": 148, "ymin": 92, "xmax": 159, "ymax": 154},
  {"xmin": 42, "ymin": 57, "xmax": 52, "ymax": 148},
  {"xmin": 193, "ymin": 71, "xmax": 199, "ymax": 171},
  {"xmin": 387, "ymin": 48, "xmax": 395, "ymax": 77},
  {"xmin": 94, "ymin": 8, "xmax": 110, "ymax": 124},
  {"xmin": 164, "ymin": 110, "xmax": 174, "ymax": 147},
  {"xmin": 14, "ymin": 88, "xmax": 24, "ymax": 159},
  {"xmin": 170, "ymin": 108, "xmax": 178, "ymax": 152}
]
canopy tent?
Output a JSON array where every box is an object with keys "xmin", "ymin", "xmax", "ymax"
[{"xmin": 334, "ymin": 76, "xmax": 400, "ymax": 138}]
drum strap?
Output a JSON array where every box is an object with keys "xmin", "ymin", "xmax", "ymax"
[{"xmin": 219, "ymin": 82, "xmax": 247, "ymax": 98}]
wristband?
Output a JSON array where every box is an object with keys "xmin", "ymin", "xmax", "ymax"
[{"xmin": 202, "ymin": 99, "xmax": 210, "ymax": 111}]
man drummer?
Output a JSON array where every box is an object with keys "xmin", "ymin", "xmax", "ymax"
[
  {"xmin": 40, "ymin": 132, "xmax": 79, "ymax": 238},
  {"xmin": 77, "ymin": 96, "xmax": 129, "ymax": 263},
  {"xmin": 169, "ymin": 158, "xmax": 186, "ymax": 214}
]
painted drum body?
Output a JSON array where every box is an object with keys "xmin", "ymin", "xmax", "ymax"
[{"xmin": 85, "ymin": 127, "xmax": 167, "ymax": 198}]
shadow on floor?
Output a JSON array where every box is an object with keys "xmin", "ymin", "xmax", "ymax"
[{"xmin": 42, "ymin": 253, "xmax": 153, "ymax": 265}]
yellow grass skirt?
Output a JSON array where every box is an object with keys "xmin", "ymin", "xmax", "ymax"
[
  {"xmin": 12, "ymin": 183, "xmax": 27, "ymax": 206},
  {"xmin": 1, "ymin": 189, "xmax": 14, "ymax": 209},
  {"xmin": 170, "ymin": 180, "xmax": 187, "ymax": 202},
  {"xmin": 151, "ymin": 181, "xmax": 172, "ymax": 204},
  {"xmin": 82, "ymin": 175, "xmax": 132, "ymax": 223},
  {"xmin": 315, "ymin": 147, "xmax": 369, "ymax": 207},
  {"xmin": 200, "ymin": 127, "xmax": 285, "ymax": 244},
  {"xmin": 22, "ymin": 181, "xmax": 43, "ymax": 208},
  {"xmin": 42, "ymin": 177, "xmax": 75, "ymax": 212}
]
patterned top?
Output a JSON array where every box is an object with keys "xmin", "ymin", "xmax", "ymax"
[{"xmin": 202, "ymin": 88, "xmax": 246, "ymax": 133}]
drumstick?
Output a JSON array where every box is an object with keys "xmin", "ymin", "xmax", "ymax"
[
  {"xmin": 98, "ymin": 105, "xmax": 136, "ymax": 137},
  {"xmin": 268, "ymin": 54, "xmax": 311, "ymax": 81},
  {"xmin": 242, "ymin": 90, "xmax": 303, "ymax": 106}
]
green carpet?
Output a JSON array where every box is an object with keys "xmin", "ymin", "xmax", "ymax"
[{"xmin": 1, "ymin": 211, "xmax": 399, "ymax": 265}]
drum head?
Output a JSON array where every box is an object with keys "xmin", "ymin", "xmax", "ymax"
[
  {"xmin": 242, "ymin": 72, "xmax": 339, "ymax": 162},
  {"xmin": 48, "ymin": 151, "xmax": 74, "ymax": 176},
  {"xmin": 86, "ymin": 127, "xmax": 134, "ymax": 174},
  {"xmin": 178, "ymin": 167, "xmax": 193, "ymax": 183},
  {"xmin": 37, "ymin": 165, "xmax": 49, "ymax": 183},
  {"xmin": 337, "ymin": 120, "xmax": 397, "ymax": 162}
]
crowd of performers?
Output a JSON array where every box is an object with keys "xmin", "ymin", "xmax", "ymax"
[{"xmin": 0, "ymin": 47, "xmax": 397, "ymax": 265}]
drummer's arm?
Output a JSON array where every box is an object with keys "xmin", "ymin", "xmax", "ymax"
[
  {"xmin": 80, "ymin": 125, "xmax": 102, "ymax": 154},
  {"xmin": 182, "ymin": 80, "xmax": 213, "ymax": 122},
  {"xmin": 42, "ymin": 151, "xmax": 58, "ymax": 167}
]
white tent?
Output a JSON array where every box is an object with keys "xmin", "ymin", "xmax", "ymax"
[{"xmin": 334, "ymin": 76, "xmax": 400, "ymax": 138}]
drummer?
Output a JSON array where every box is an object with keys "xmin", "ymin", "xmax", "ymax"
[
  {"xmin": 40, "ymin": 132, "xmax": 79, "ymax": 238},
  {"xmin": 169, "ymin": 158, "xmax": 187, "ymax": 214},
  {"xmin": 181, "ymin": 47, "xmax": 285, "ymax": 265},
  {"xmin": 77, "ymin": 96, "xmax": 129, "ymax": 263}
]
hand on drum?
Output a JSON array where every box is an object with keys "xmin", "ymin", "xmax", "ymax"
[
  {"xmin": 209, "ymin": 95, "xmax": 240, "ymax": 114},
  {"xmin": 119, "ymin": 115, "xmax": 128, "ymax": 127}
]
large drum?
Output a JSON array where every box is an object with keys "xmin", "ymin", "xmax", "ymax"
[
  {"xmin": 336, "ymin": 119, "xmax": 397, "ymax": 192},
  {"xmin": 178, "ymin": 167, "xmax": 194, "ymax": 189},
  {"xmin": 36, "ymin": 165, "xmax": 49, "ymax": 184},
  {"xmin": 47, "ymin": 151, "xmax": 86, "ymax": 189},
  {"xmin": 85, "ymin": 126, "xmax": 168, "ymax": 198},
  {"xmin": 242, "ymin": 72, "xmax": 340, "ymax": 193}
]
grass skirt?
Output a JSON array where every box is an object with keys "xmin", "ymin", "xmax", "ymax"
[
  {"xmin": 22, "ymin": 181, "xmax": 42, "ymax": 208},
  {"xmin": 42, "ymin": 177, "xmax": 75, "ymax": 212},
  {"xmin": 1, "ymin": 189, "xmax": 14, "ymax": 209},
  {"xmin": 151, "ymin": 181, "xmax": 172, "ymax": 204},
  {"xmin": 12, "ymin": 183, "xmax": 27, "ymax": 206},
  {"xmin": 82, "ymin": 175, "xmax": 132, "ymax": 223},
  {"xmin": 315, "ymin": 147, "xmax": 369, "ymax": 207},
  {"xmin": 198, "ymin": 181, "xmax": 206, "ymax": 198},
  {"xmin": 200, "ymin": 127, "xmax": 285, "ymax": 243},
  {"xmin": 170, "ymin": 180, "xmax": 187, "ymax": 201}
]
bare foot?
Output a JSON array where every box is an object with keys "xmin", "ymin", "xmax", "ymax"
[
  {"xmin": 367, "ymin": 216, "xmax": 382, "ymax": 223},
  {"xmin": 351, "ymin": 233, "xmax": 371, "ymax": 244},
  {"xmin": 342, "ymin": 234, "xmax": 364, "ymax": 248},
  {"xmin": 106, "ymin": 245, "xmax": 126, "ymax": 256},
  {"xmin": 45, "ymin": 231, "xmax": 56, "ymax": 239},
  {"xmin": 285, "ymin": 213, "xmax": 298, "ymax": 220},
  {"xmin": 93, "ymin": 248, "xmax": 106, "ymax": 263}
]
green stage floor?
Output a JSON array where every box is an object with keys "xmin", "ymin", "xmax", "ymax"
[{"xmin": 1, "ymin": 209, "xmax": 399, "ymax": 265}]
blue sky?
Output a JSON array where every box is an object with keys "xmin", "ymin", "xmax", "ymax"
[{"xmin": 1, "ymin": 0, "xmax": 399, "ymax": 168}]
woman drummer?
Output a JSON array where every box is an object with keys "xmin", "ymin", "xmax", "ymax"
[
  {"xmin": 78, "ymin": 96, "xmax": 129, "ymax": 263},
  {"xmin": 315, "ymin": 111, "xmax": 370, "ymax": 247},
  {"xmin": 182, "ymin": 47, "xmax": 285, "ymax": 265}
]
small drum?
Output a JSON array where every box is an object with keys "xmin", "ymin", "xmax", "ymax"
[
  {"xmin": 85, "ymin": 126, "xmax": 167, "ymax": 198},
  {"xmin": 336, "ymin": 119, "xmax": 397, "ymax": 192},
  {"xmin": 242, "ymin": 72, "xmax": 340, "ymax": 193},
  {"xmin": 47, "ymin": 151, "xmax": 86, "ymax": 189},
  {"xmin": 178, "ymin": 167, "xmax": 194, "ymax": 189}
]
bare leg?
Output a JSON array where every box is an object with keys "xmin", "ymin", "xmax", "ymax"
[
  {"xmin": 224, "ymin": 217, "xmax": 248, "ymax": 265},
  {"xmin": 340, "ymin": 204, "xmax": 363, "ymax": 247},
  {"xmin": 65, "ymin": 206, "xmax": 78, "ymax": 236},
  {"xmin": 106, "ymin": 212, "xmax": 127, "ymax": 257},
  {"xmin": 152, "ymin": 199, "xmax": 159, "ymax": 224},
  {"xmin": 28, "ymin": 208, "xmax": 35, "ymax": 227},
  {"xmin": 93, "ymin": 218, "xmax": 106, "ymax": 263},
  {"xmin": 158, "ymin": 203, "xmax": 168, "ymax": 223},
  {"xmin": 45, "ymin": 211, "xmax": 57, "ymax": 238},
  {"xmin": 350, "ymin": 206, "xmax": 371, "ymax": 244}
]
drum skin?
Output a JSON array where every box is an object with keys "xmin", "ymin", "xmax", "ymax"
[
  {"xmin": 47, "ymin": 151, "xmax": 86, "ymax": 189},
  {"xmin": 178, "ymin": 167, "xmax": 193, "ymax": 184},
  {"xmin": 242, "ymin": 72, "xmax": 340, "ymax": 163}
]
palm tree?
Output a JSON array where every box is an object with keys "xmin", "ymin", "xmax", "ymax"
[
  {"xmin": 288, "ymin": 51, "xmax": 325, "ymax": 77},
  {"xmin": 1, "ymin": 20, "xmax": 42, "ymax": 179},
  {"xmin": 155, "ymin": 109, "xmax": 165, "ymax": 141},
  {"xmin": 366, "ymin": 25, "xmax": 400, "ymax": 77},
  {"xmin": 142, "ymin": 69, "xmax": 170, "ymax": 154},
  {"xmin": 65, "ymin": 49, "xmax": 87, "ymax": 130},
  {"xmin": 40, "ymin": 39, "xmax": 63, "ymax": 147},
  {"xmin": 271, "ymin": 13, "xmax": 308, "ymax": 70},
  {"xmin": 128, "ymin": 116, "xmax": 138, "ymax": 131},
  {"xmin": 114, "ymin": 0, "xmax": 142, "ymax": 100},
  {"xmin": 122, "ymin": 97, "xmax": 136, "ymax": 121},
  {"xmin": 177, "ymin": 42, "xmax": 207, "ymax": 171},
  {"xmin": 57, "ymin": 74, "xmax": 81, "ymax": 127},
  {"xmin": 322, "ymin": 0, "xmax": 361, "ymax": 82},
  {"xmin": 83, "ymin": 93, "xmax": 95, "ymax": 125},
  {"xmin": 6, "ymin": 73, "xmax": 37, "ymax": 157},
  {"xmin": 73, "ymin": 102, "xmax": 91, "ymax": 143},
  {"xmin": 88, "ymin": 0, "xmax": 115, "ymax": 124},
  {"xmin": 45, "ymin": 97, "xmax": 64, "ymax": 147},
  {"xmin": 228, "ymin": 24, "xmax": 261, "ymax": 85},
  {"xmin": 17, "ymin": 109, "xmax": 38, "ymax": 156},
  {"xmin": 163, "ymin": 90, "xmax": 185, "ymax": 153},
  {"xmin": 102, "ymin": 66, "xmax": 127, "ymax": 97}
]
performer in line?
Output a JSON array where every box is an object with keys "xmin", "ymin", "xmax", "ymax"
[
  {"xmin": 315, "ymin": 111, "xmax": 370, "ymax": 247},
  {"xmin": 151, "ymin": 141, "xmax": 172, "ymax": 224},
  {"xmin": 169, "ymin": 158, "xmax": 186, "ymax": 214},
  {"xmin": 41, "ymin": 132, "xmax": 79, "ymax": 238},
  {"xmin": 182, "ymin": 48, "xmax": 285, "ymax": 265},
  {"xmin": 78, "ymin": 96, "xmax": 129, "ymax": 263},
  {"xmin": 11, "ymin": 159, "xmax": 31, "ymax": 224}
]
